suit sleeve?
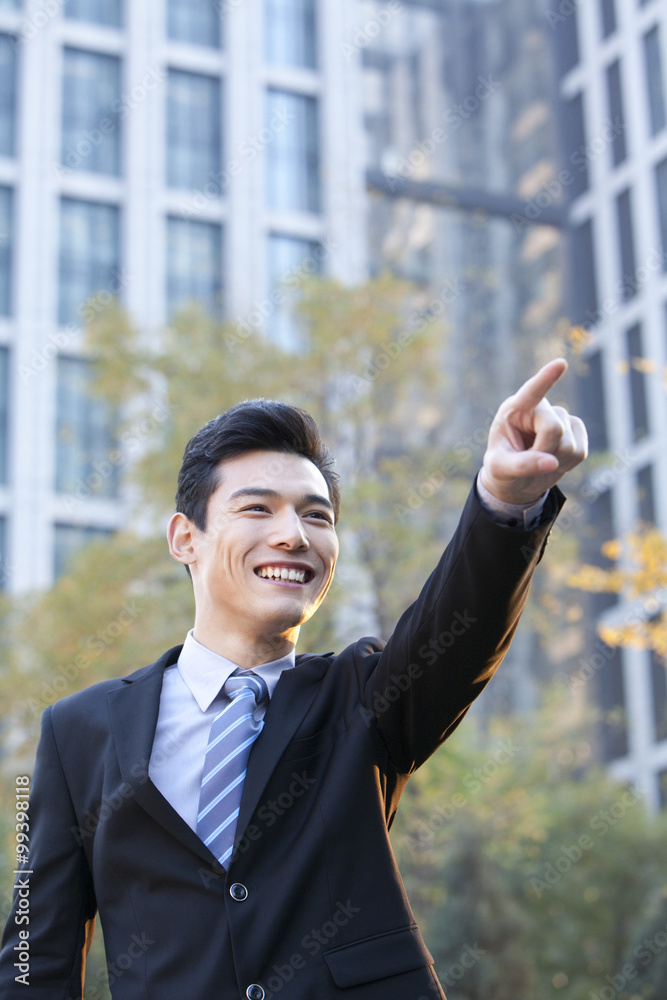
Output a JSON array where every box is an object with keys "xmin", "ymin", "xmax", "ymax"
[
  {"xmin": 360, "ymin": 483, "xmax": 565, "ymax": 774},
  {"xmin": 0, "ymin": 706, "xmax": 97, "ymax": 998}
]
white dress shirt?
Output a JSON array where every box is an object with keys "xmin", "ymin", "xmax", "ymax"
[
  {"xmin": 148, "ymin": 631, "xmax": 295, "ymax": 831},
  {"xmin": 148, "ymin": 476, "xmax": 548, "ymax": 829}
]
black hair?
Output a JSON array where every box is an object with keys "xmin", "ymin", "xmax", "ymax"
[{"xmin": 175, "ymin": 399, "xmax": 340, "ymax": 530}]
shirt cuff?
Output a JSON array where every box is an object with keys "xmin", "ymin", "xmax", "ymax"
[{"xmin": 476, "ymin": 473, "xmax": 549, "ymax": 530}]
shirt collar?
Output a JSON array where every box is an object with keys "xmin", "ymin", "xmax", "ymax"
[{"xmin": 177, "ymin": 630, "xmax": 296, "ymax": 712}]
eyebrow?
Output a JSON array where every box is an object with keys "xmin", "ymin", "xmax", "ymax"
[{"xmin": 227, "ymin": 487, "xmax": 334, "ymax": 512}]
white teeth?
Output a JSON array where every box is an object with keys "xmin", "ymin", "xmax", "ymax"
[{"xmin": 258, "ymin": 566, "xmax": 306, "ymax": 583}]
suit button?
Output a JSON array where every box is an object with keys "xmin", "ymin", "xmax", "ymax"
[
  {"xmin": 230, "ymin": 883, "xmax": 248, "ymax": 901},
  {"xmin": 246, "ymin": 986, "xmax": 265, "ymax": 1000}
]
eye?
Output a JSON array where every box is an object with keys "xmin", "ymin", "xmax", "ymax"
[
  {"xmin": 306, "ymin": 510, "xmax": 334, "ymax": 524},
  {"xmin": 242, "ymin": 504, "xmax": 270, "ymax": 513}
]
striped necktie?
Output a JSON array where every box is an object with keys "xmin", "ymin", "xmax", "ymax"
[{"xmin": 196, "ymin": 669, "xmax": 269, "ymax": 868}]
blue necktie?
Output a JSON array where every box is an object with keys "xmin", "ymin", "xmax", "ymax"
[{"xmin": 196, "ymin": 669, "xmax": 269, "ymax": 868}]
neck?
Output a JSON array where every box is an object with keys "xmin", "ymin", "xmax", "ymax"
[{"xmin": 192, "ymin": 616, "xmax": 299, "ymax": 668}]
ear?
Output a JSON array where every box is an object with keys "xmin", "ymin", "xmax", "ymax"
[{"xmin": 167, "ymin": 512, "xmax": 198, "ymax": 568}]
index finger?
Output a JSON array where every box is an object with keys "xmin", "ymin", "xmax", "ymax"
[{"xmin": 510, "ymin": 358, "xmax": 568, "ymax": 412}]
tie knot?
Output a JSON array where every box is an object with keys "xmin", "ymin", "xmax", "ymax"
[{"xmin": 224, "ymin": 669, "xmax": 269, "ymax": 708}]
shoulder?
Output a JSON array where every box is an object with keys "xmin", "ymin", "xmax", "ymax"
[{"xmin": 48, "ymin": 644, "xmax": 182, "ymax": 725}]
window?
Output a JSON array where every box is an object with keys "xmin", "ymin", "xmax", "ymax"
[
  {"xmin": 563, "ymin": 92, "xmax": 588, "ymax": 198},
  {"xmin": 166, "ymin": 217, "xmax": 223, "ymax": 319},
  {"xmin": 572, "ymin": 218, "xmax": 598, "ymax": 325},
  {"xmin": 167, "ymin": 70, "xmax": 221, "ymax": 190},
  {"xmin": 268, "ymin": 234, "xmax": 322, "ymax": 348},
  {"xmin": 650, "ymin": 650, "xmax": 667, "ymax": 743},
  {"xmin": 0, "ymin": 186, "xmax": 12, "ymax": 316},
  {"xmin": 0, "ymin": 346, "xmax": 8, "ymax": 485},
  {"xmin": 64, "ymin": 0, "xmax": 121, "ymax": 27},
  {"xmin": 265, "ymin": 0, "xmax": 316, "ymax": 69},
  {"xmin": 167, "ymin": 0, "xmax": 221, "ymax": 47},
  {"xmin": 616, "ymin": 188, "xmax": 636, "ymax": 301},
  {"xmin": 644, "ymin": 26, "xmax": 666, "ymax": 137},
  {"xmin": 549, "ymin": 0, "xmax": 579, "ymax": 77},
  {"xmin": 606, "ymin": 60, "xmax": 627, "ymax": 166},
  {"xmin": 266, "ymin": 90, "xmax": 320, "ymax": 213},
  {"xmin": 637, "ymin": 464, "xmax": 655, "ymax": 523},
  {"xmin": 59, "ymin": 198, "xmax": 121, "ymax": 326},
  {"xmin": 55, "ymin": 356, "xmax": 119, "ymax": 499},
  {"xmin": 0, "ymin": 34, "xmax": 17, "ymax": 158},
  {"xmin": 657, "ymin": 157, "xmax": 667, "ymax": 270},
  {"xmin": 626, "ymin": 324, "xmax": 649, "ymax": 441},
  {"xmin": 580, "ymin": 351, "xmax": 608, "ymax": 451},
  {"xmin": 600, "ymin": 0, "xmax": 616, "ymax": 37},
  {"xmin": 62, "ymin": 49, "xmax": 122, "ymax": 176},
  {"xmin": 53, "ymin": 524, "xmax": 114, "ymax": 580}
]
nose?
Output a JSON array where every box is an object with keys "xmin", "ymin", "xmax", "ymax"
[{"xmin": 270, "ymin": 508, "xmax": 309, "ymax": 550}]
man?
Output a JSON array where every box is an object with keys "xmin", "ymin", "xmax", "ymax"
[{"xmin": 0, "ymin": 358, "xmax": 586, "ymax": 999}]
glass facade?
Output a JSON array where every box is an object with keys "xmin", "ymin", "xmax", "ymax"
[
  {"xmin": 266, "ymin": 90, "xmax": 320, "ymax": 212},
  {"xmin": 657, "ymin": 156, "xmax": 667, "ymax": 270},
  {"xmin": 563, "ymin": 92, "xmax": 588, "ymax": 198},
  {"xmin": 167, "ymin": 0, "xmax": 221, "ymax": 48},
  {"xmin": 0, "ymin": 186, "xmax": 11, "ymax": 317},
  {"xmin": 59, "ymin": 198, "xmax": 121, "ymax": 326},
  {"xmin": 0, "ymin": 34, "xmax": 17, "ymax": 158},
  {"xmin": 64, "ymin": 0, "xmax": 122, "ymax": 27},
  {"xmin": 167, "ymin": 217, "xmax": 223, "ymax": 319},
  {"xmin": 616, "ymin": 188, "xmax": 636, "ymax": 300},
  {"xmin": 0, "ymin": 345, "xmax": 8, "ymax": 485},
  {"xmin": 268, "ymin": 234, "xmax": 321, "ymax": 348},
  {"xmin": 644, "ymin": 26, "xmax": 666, "ymax": 137},
  {"xmin": 62, "ymin": 49, "xmax": 122, "ymax": 175},
  {"xmin": 572, "ymin": 218, "xmax": 598, "ymax": 325},
  {"xmin": 626, "ymin": 323, "xmax": 649, "ymax": 441},
  {"xmin": 53, "ymin": 524, "xmax": 114, "ymax": 580},
  {"xmin": 265, "ymin": 0, "xmax": 317, "ymax": 69},
  {"xmin": 55, "ymin": 356, "xmax": 119, "ymax": 498},
  {"xmin": 167, "ymin": 70, "xmax": 221, "ymax": 190},
  {"xmin": 606, "ymin": 60, "xmax": 627, "ymax": 166}
]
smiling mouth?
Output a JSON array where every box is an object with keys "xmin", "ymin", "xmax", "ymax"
[{"xmin": 255, "ymin": 566, "xmax": 314, "ymax": 584}]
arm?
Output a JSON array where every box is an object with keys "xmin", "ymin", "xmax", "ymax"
[
  {"xmin": 361, "ymin": 359, "xmax": 587, "ymax": 773},
  {"xmin": 0, "ymin": 707, "xmax": 97, "ymax": 998}
]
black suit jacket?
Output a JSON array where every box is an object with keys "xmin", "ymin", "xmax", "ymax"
[{"xmin": 0, "ymin": 486, "xmax": 563, "ymax": 999}]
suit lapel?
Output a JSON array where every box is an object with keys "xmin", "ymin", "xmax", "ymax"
[
  {"xmin": 107, "ymin": 646, "xmax": 221, "ymax": 869},
  {"xmin": 234, "ymin": 654, "xmax": 330, "ymax": 854}
]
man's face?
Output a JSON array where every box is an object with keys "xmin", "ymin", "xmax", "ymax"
[{"xmin": 186, "ymin": 450, "xmax": 339, "ymax": 640}]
